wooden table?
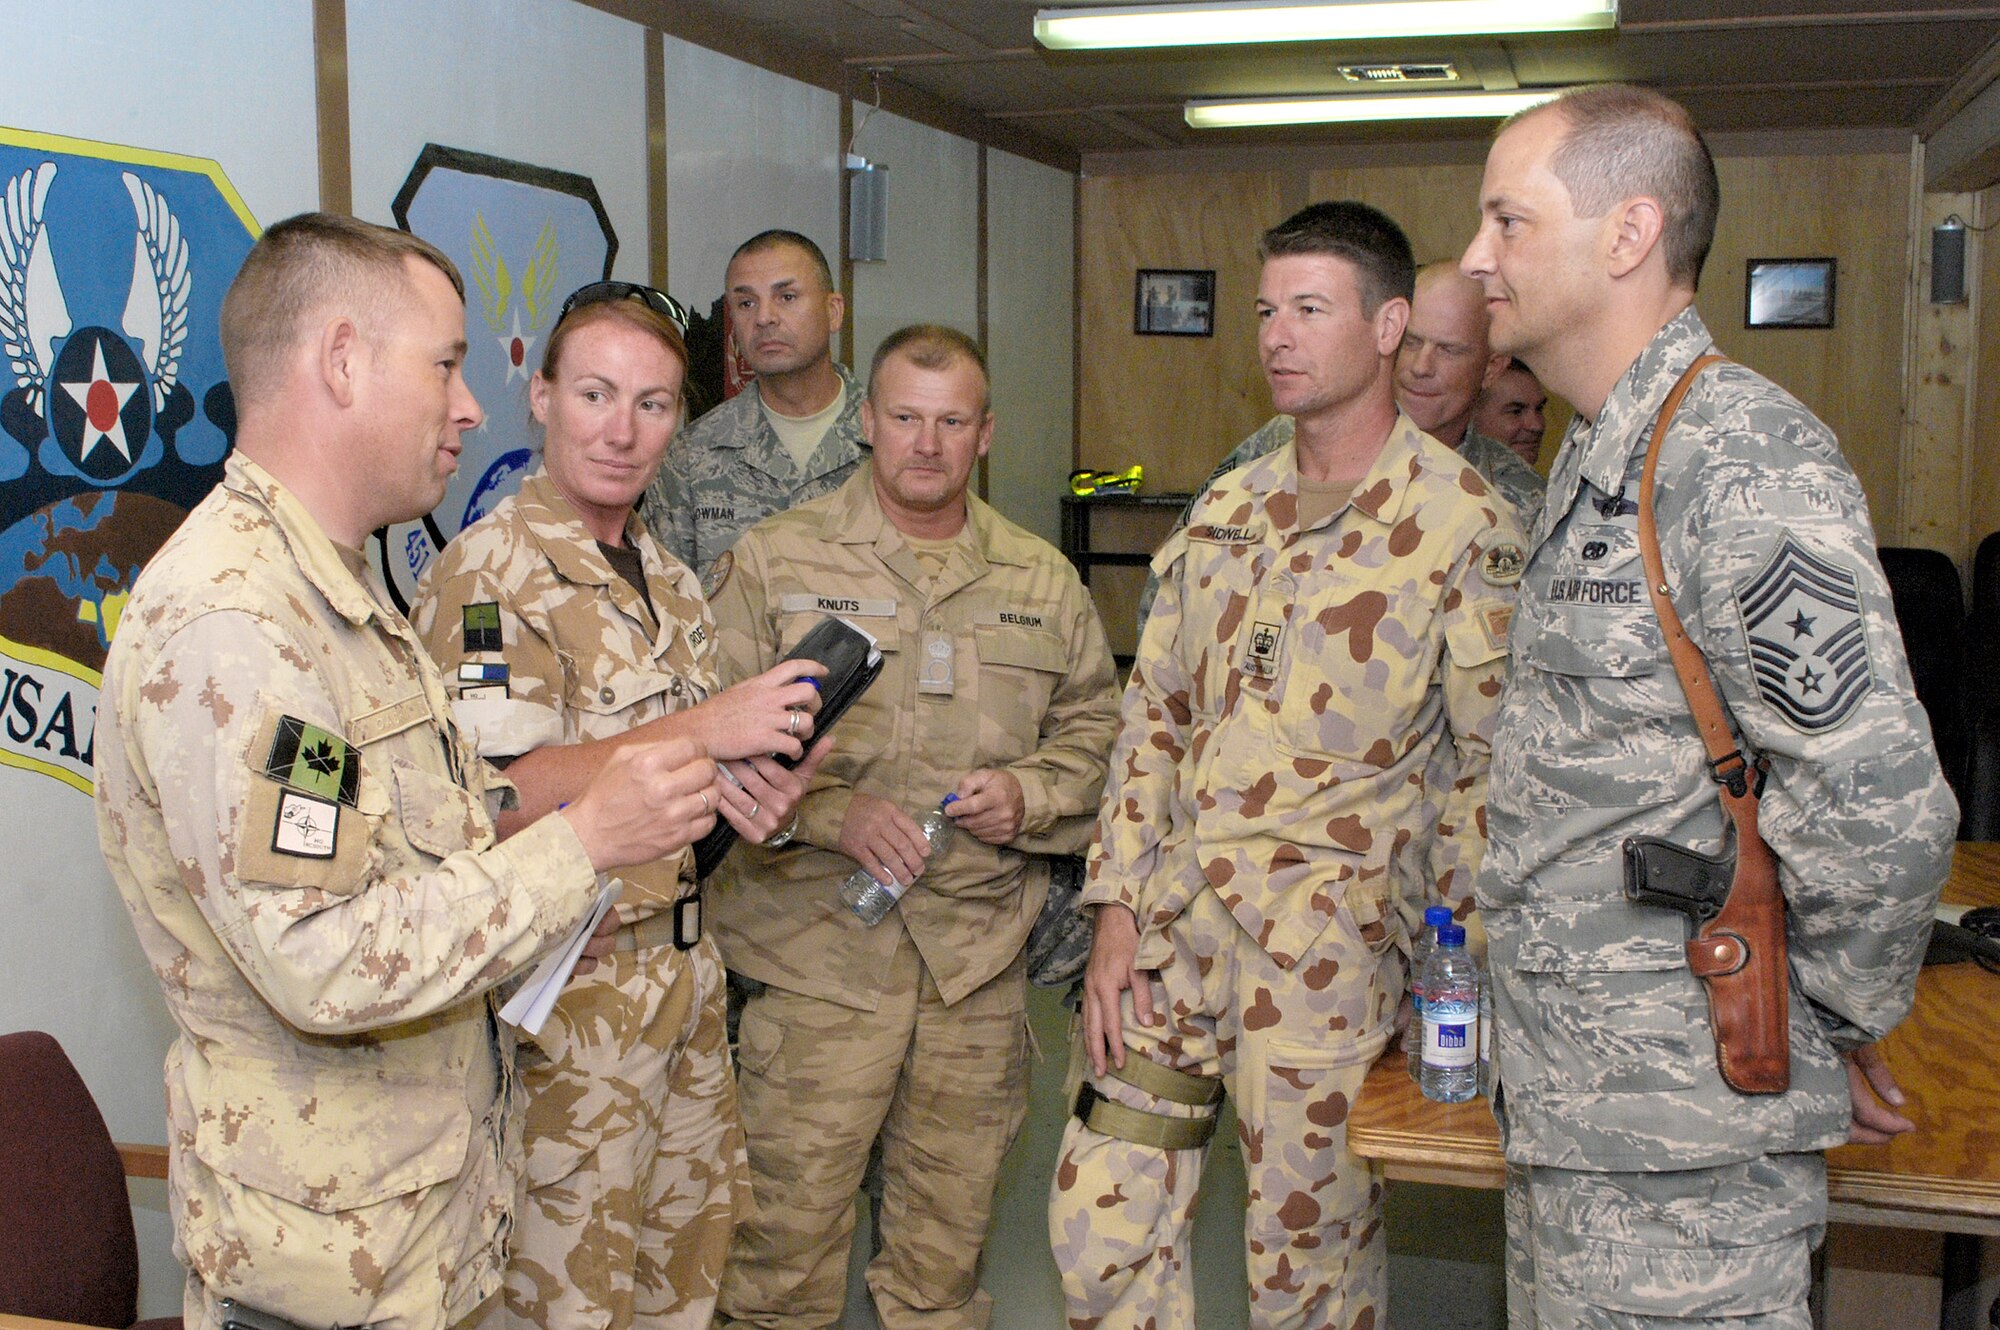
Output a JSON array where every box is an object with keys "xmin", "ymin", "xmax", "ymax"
[{"xmin": 1348, "ymin": 841, "xmax": 2000, "ymax": 1236}]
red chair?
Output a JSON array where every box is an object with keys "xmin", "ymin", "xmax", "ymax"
[{"xmin": 0, "ymin": 1030, "xmax": 180, "ymax": 1329}]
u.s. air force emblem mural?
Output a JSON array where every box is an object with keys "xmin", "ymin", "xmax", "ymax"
[
  {"xmin": 379, "ymin": 144, "xmax": 615, "ymax": 611},
  {"xmin": 0, "ymin": 130, "xmax": 253, "ymax": 794}
]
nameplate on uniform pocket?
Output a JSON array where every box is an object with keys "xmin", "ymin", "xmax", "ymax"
[
  {"xmin": 975, "ymin": 610, "xmax": 1048, "ymax": 631},
  {"xmin": 779, "ymin": 593, "xmax": 898, "ymax": 617},
  {"xmin": 1188, "ymin": 523, "xmax": 1265, "ymax": 545},
  {"xmin": 262, "ymin": 715, "xmax": 360, "ymax": 807}
]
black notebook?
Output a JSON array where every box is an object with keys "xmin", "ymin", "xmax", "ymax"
[{"xmin": 692, "ymin": 615, "xmax": 884, "ymax": 879}]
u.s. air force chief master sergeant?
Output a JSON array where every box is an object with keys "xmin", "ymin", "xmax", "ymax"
[
  {"xmin": 1461, "ymin": 85, "xmax": 1957, "ymax": 1328},
  {"xmin": 94, "ymin": 213, "xmax": 720, "ymax": 1330}
]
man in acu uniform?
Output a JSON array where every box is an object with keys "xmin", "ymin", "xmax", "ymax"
[
  {"xmin": 644, "ymin": 230, "xmax": 866, "ymax": 587},
  {"xmin": 1461, "ymin": 84, "xmax": 1956, "ymax": 1328},
  {"xmin": 92, "ymin": 213, "xmax": 718, "ymax": 1330},
  {"xmin": 1050, "ymin": 201, "xmax": 1524, "ymax": 1330}
]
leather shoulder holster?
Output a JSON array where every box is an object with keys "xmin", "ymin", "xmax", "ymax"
[{"xmin": 1636, "ymin": 353, "xmax": 1790, "ymax": 1095}]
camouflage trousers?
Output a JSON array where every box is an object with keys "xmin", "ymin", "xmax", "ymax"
[
  {"xmin": 1504, "ymin": 1153, "xmax": 1825, "ymax": 1328},
  {"xmin": 1048, "ymin": 886, "xmax": 1399, "ymax": 1330},
  {"xmin": 479, "ymin": 928, "xmax": 749, "ymax": 1330},
  {"xmin": 717, "ymin": 932, "xmax": 1031, "ymax": 1330}
]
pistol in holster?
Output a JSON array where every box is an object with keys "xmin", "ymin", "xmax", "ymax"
[{"xmin": 1622, "ymin": 832, "xmax": 1791, "ymax": 1095}]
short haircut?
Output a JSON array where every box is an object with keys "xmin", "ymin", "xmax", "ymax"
[
  {"xmin": 729, "ymin": 229, "xmax": 835, "ymax": 292},
  {"xmin": 221, "ymin": 212, "xmax": 463, "ymax": 412},
  {"xmin": 1258, "ymin": 200, "xmax": 1416, "ymax": 316},
  {"xmin": 539, "ymin": 296, "xmax": 688, "ymax": 388},
  {"xmin": 1520, "ymin": 85, "xmax": 1719, "ymax": 290},
  {"xmin": 867, "ymin": 323, "xmax": 989, "ymax": 413}
]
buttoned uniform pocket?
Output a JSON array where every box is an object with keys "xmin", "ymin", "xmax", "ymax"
[
  {"xmin": 561, "ymin": 655, "xmax": 678, "ymax": 743},
  {"xmin": 1515, "ymin": 522, "xmax": 1660, "ymax": 680},
  {"xmin": 1271, "ymin": 575, "xmax": 1439, "ymax": 766},
  {"xmin": 973, "ymin": 622, "xmax": 1067, "ymax": 762},
  {"xmin": 182, "ymin": 1049, "xmax": 473, "ymax": 1324},
  {"xmin": 1507, "ymin": 905, "xmax": 1701, "ymax": 1094},
  {"xmin": 393, "ymin": 760, "xmax": 494, "ymax": 859}
]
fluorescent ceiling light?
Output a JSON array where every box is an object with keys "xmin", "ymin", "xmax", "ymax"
[
  {"xmin": 1186, "ymin": 89, "xmax": 1561, "ymax": 128},
  {"xmin": 1035, "ymin": 1, "xmax": 1616, "ymax": 51}
]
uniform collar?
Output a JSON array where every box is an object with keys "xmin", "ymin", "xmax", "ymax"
[
  {"xmin": 1239, "ymin": 409, "xmax": 1432, "ymax": 533},
  {"xmin": 224, "ymin": 452, "xmax": 387, "ymax": 629},
  {"xmin": 814, "ymin": 463, "xmax": 1035, "ymax": 597},
  {"xmin": 722, "ymin": 362, "xmax": 867, "ymax": 467},
  {"xmin": 1565, "ymin": 306, "xmax": 1716, "ymax": 504},
  {"xmin": 514, "ymin": 469, "xmax": 672, "ymax": 633}
]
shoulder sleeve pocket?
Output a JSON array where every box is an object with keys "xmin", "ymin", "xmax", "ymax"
[
  {"xmin": 394, "ymin": 760, "xmax": 493, "ymax": 859},
  {"xmin": 1445, "ymin": 599, "xmax": 1513, "ymax": 669}
]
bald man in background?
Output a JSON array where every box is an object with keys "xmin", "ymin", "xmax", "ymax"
[{"xmin": 1136, "ymin": 260, "xmax": 1544, "ymax": 634}]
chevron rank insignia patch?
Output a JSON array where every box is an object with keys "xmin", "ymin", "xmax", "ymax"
[{"xmin": 1734, "ymin": 533, "xmax": 1873, "ymax": 733}]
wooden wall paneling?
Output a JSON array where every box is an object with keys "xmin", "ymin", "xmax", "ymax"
[
  {"xmin": 1896, "ymin": 177, "xmax": 1979, "ymax": 563},
  {"xmin": 1694, "ymin": 152, "xmax": 1917, "ymax": 545},
  {"xmin": 1077, "ymin": 171, "xmax": 1291, "ymax": 492},
  {"xmin": 1306, "ymin": 162, "xmax": 1486, "ymax": 268},
  {"xmin": 314, "ymin": 0, "xmax": 351, "ymax": 214},
  {"xmin": 1973, "ymin": 181, "xmax": 2000, "ymax": 555}
]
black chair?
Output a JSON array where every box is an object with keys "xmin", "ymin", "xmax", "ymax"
[
  {"xmin": 0, "ymin": 1030, "xmax": 180, "ymax": 1330},
  {"xmin": 1878, "ymin": 547, "xmax": 1966, "ymax": 809},
  {"xmin": 1964, "ymin": 532, "xmax": 2000, "ymax": 732}
]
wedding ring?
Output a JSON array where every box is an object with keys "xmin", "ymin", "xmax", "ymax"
[
  {"xmin": 699, "ymin": 791, "xmax": 710, "ymax": 815},
  {"xmin": 787, "ymin": 711, "xmax": 800, "ymax": 738},
  {"xmin": 749, "ymin": 801, "xmax": 761, "ymax": 819}
]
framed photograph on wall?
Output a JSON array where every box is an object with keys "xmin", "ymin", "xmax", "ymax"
[
  {"xmin": 1745, "ymin": 258, "xmax": 1836, "ymax": 329},
  {"xmin": 1135, "ymin": 268, "xmax": 1216, "ymax": 337}
]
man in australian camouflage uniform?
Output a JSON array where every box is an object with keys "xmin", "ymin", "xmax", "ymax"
[
  {"xmin": 644, "ymin": 230, "xmax": 866, "ymax": 586},
  {"xmin": 1052, "ymin": 202, "xmax": 1524, "ymax": 1330},
  {"xmin": 708, "ymin": 324, "xmax": 1119, "ymax": 1328},
  {"xmin": 1134, "ymin": 260, "xmax": 1544, "ymax": 635},
  {"xmin": 92, "ymin": 214, "xmax": 715, "ymax": 1330},
  {"xmin": 1461, "ymin": 85, "xmax": 1956, "ymax": 1328}
]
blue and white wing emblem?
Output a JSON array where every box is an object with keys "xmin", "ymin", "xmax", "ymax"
[
  {"xmin": 0, "ymin": 162, "xmax": 70, "ymax": 415},
  {"xmin": 121, "ymin": 171, "xmax": 191, "ymax": 413}
]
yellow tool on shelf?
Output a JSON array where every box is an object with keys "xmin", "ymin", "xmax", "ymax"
[{"xmin": 1069, "ymin": 465, "xmax": 1144, "ymax": 496}]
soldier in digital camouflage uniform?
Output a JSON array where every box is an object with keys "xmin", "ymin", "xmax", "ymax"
[
  {"xmin": 644, "ymin": 230, "xmax": 866, "ymax": 586},
  {"xmin": 1052, "ymin": 201, "xmax": 1525, "ymax": 1330},
  {"xmin": 1476, "ymin": 358, "xmax": 1551, "ymax": 469},
  {"xmin": 1461, "ymin": 85, "xmax": 1956, "ymax": 1328},
  {"xmin": 707, "ymin": 324, "xmax": 1119, "ymax": 1329},
  {"xmin": 93, "ymin": 214, "xmax": 717, "ymax": 1330},
  {"xmin": 413, "ymin": 287, "xmax": 826, "ymax": 1330},
  {"xmin": 1133, "ymin": 261, "xmax": 1544, "ymax": 636}
]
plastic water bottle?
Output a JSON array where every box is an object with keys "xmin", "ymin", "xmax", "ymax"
[
  {"xmin": 1420, "ymin": 923, "xmax": 1480, "ymax": 1104},
  {"xmin": 839, "ymin": 795, "xmax": 958, "ymax": 926},
  {"xmin": 1406, "ymin": 904, "xmax": 1455, "ymax": 1081}
]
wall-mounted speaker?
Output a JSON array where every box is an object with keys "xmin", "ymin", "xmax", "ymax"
[
  {"xmin": 849, "ymin": 161, "xmax": 888, "ymax": 263},
  {"xmin": 1932, "ymin": 218, "xmax": 1967, "ymax": 306}
]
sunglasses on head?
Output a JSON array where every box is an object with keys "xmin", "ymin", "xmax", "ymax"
[{"xmin": 556, "ymin": 281, "xmax": 689, "ymax": 335}]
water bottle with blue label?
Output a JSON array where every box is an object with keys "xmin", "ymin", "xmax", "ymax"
[
  {"xmin": 839, "ymin": 795, "xmax": 958, "ymax": 926},
  {"xmin": 1420, "ymin": 923, "xmax": 1480, "ymax": 1104},
  {"xmin": 1406, "ymin": 903, "xmax": 1454, "ymax": 1081}
]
